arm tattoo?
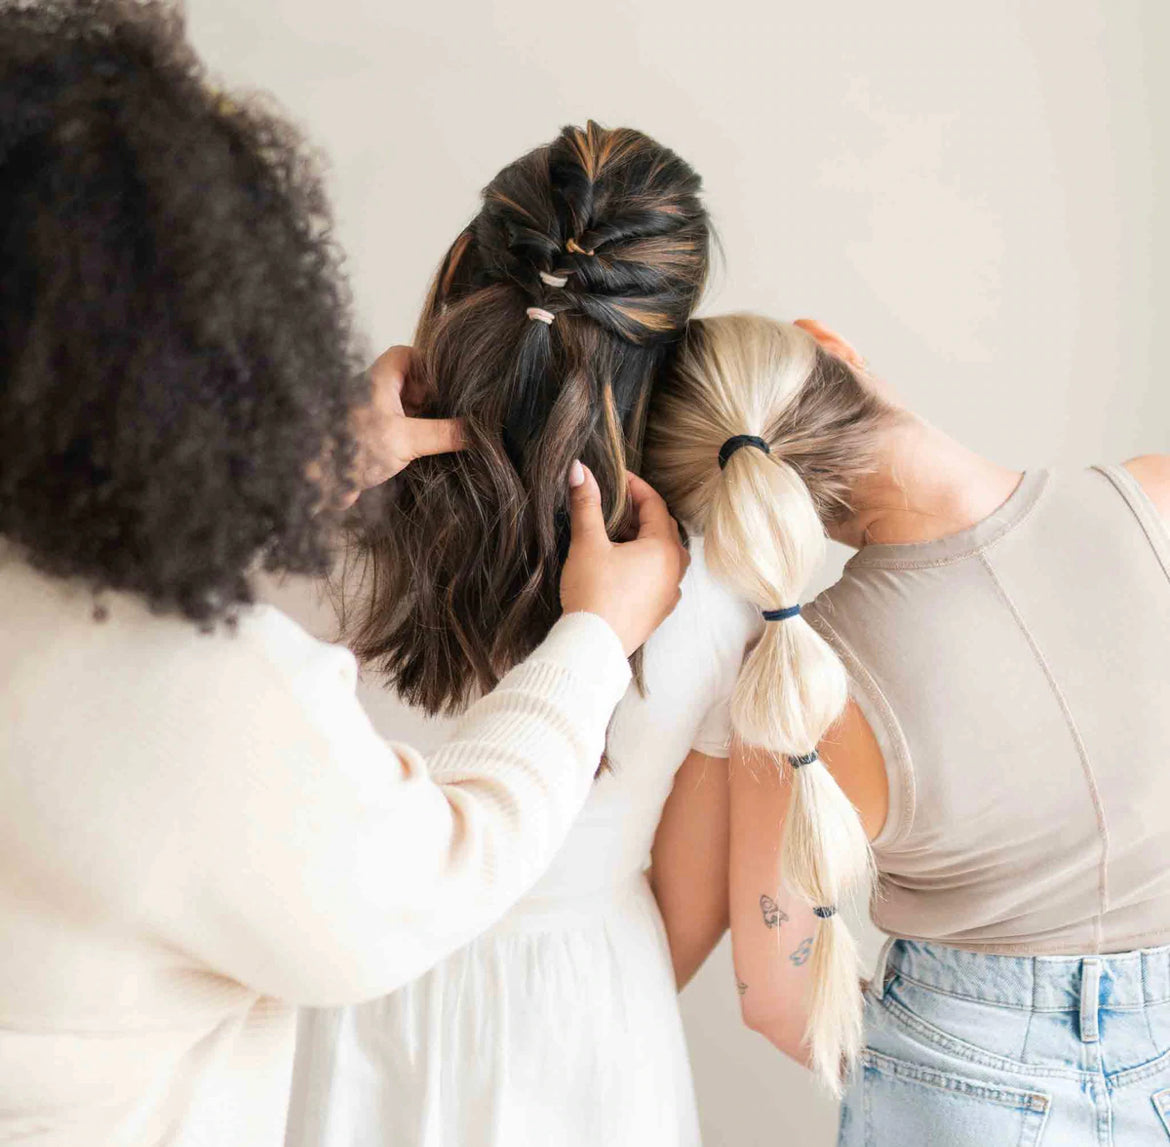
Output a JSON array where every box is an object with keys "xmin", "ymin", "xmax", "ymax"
[
  {"xmin": 760, "ymin": 893, "xmax": 788, "ymax": 929},
  {"xmin": 736, "ymin": 978, "xmax": 749, "ymax": 996},
  {"xmin": 789, "ymin": 936, "xmax": 813, "ymax": 966}
]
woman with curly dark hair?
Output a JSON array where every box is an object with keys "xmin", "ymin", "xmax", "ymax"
[{"xmin": 0, "ymin": 4, "xmax": 687, "ymax": 1145}]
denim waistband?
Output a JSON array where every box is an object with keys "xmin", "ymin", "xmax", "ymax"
[{"xmin": 877, "ymin": 939, "xmax": 1170, "ymax": 1013}]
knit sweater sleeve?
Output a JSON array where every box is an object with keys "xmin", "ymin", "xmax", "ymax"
[{"xmin": 148, "ymin": 609, "xmax": 631, "ymax": 1006}]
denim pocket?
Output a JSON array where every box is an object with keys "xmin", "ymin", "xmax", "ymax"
[
  {"xmin": 871, "ymin": 977, "xmax": 1046, "ymax": 1078},
  {"xmin": 859, "ymin": 1048, "xmax": 1051, "ymax": 1147},
  {"xmin": 1155, "ymin": 1087, "xmax": 1170, "ymax": 1138}
]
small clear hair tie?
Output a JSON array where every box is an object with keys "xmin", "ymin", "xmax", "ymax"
[{"xmin": 526, "ymin": 307, "xmax": 555, "ymax": 325}]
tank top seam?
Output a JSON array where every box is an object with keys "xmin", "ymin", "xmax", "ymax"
[
  {"xmin": 1093, "ymin": 464, "xmax": 1170, "ymax": 584},
  {"xmin": 976, "ymin": 550, "xmax": 1109, "ymax": 955},
  {"xmin": 804, "ymin": 605, "xmax": 916, "ymax": 850},
  {"xmin": 846, "ymin": 471, "xmax": 1052, "ymax": 571}
]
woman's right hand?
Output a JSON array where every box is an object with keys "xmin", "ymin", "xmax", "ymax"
[
  {"xmin": 342, "ymin": 346, "xmax": 464, "ymax": 507},
  {"xmin": 559, "ymin": 462, "xmax": 689, "ymax": 655}
]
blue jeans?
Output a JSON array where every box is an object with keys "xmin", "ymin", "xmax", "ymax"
[{"xmin": 838, "ymin": 939, "xmax": 1170, "ymax": 1146}]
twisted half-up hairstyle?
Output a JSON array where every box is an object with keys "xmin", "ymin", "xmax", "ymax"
[
  {"xmin": 347, "ymin": 122, "xmax": 708, "ymax": 714},
  {"xmin": 645, "ymin": 314, "xmax": 889, "ymax": 1090}
]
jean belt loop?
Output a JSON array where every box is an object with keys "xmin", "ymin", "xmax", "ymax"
[
  {"xmin": 1079, "ymin": 957, "xmax": 1102, "ymax": 1044},
  {"xmin": 867, "ymin": 936, "xmax": 898, "ymax": 1001}
]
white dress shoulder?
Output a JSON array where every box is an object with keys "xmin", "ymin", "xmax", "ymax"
[{"xmin": 285, "ymin": 541, "xmax": 757, "ymax": 1147}]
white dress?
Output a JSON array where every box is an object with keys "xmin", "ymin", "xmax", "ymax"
[{"xmin": 285, "ymin": 542, "xmax": 756, "ymax": 1147}]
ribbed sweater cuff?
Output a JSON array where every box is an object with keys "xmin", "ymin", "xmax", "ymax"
[
  {"xmin": 427, "ymin": 611, "xmax": 630, "ymax": 786},
  {"xmin": 527, "ymin": 610, "xmax": 631, "ymax": 707}
]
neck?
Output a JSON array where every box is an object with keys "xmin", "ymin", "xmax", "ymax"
[{"xmin": 832, "ymin": 414, "xmax": 1023, "ymax": 550}]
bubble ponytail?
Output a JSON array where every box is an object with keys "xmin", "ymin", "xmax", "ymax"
[{"xmin": 646, "ymin": 314, "xmax": 889, "ymax": 1090}]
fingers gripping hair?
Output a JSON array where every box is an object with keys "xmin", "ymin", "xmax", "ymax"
[{"xmin": 646, "ymin": 314, "xmax": 887, "ymax": 1090}]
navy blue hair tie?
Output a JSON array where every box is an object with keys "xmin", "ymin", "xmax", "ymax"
[
  {"xmin": 763, "ymin": 604, "xmax": 801, "ymax": 622},
  {"xmin": 718, "ymin": 434, "xmax": 770, "ymax": 469},
  {"xmin": 812, "ymin": 905, "xmax": 838, "ymax": 919},
  {"xmin": 789, "ymin": 751, "xmax": 819, "ymax": 768}
]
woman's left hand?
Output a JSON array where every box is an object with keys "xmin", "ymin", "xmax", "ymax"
[{"xmin": 343, "ymin": 345, "xmax": 465, "ymax": 506}]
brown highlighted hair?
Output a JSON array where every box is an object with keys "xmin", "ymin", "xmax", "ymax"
[{"xmin": 346, "ymin": 123, "xmax": 709, "ymax": 713}]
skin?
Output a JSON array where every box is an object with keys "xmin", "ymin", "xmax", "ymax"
[
  {"xmin": 342, "ymin": 345, "xmax": 464, "ymax": 504},
  {"xmin": 649, "ymin": 750, "xmax": 731, "ymax": 990},
  {"xmin": 354, "ymin": 345, "xmax": 689, "ymax": 658},
  {"xmin": 369, "ymin": 328, "xmax": 1168, "ymax": 1031},
  {"xmin": 725, "ymin": 319, "xmax": 1170, "ymax": 1067}
]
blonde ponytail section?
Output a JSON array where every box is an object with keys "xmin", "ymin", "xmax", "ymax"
[{"xmin": 646, "ymin": 314, "xmax": 886, "ymax": 1091}]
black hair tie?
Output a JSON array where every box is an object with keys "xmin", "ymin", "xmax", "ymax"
[
  {"xmin": 763, "ymin": 604, "xmax": 801, "ymax": 622},
  {"xmin": 812, "ymin": 905, "xmax": 838, "ymax": 919},
  {"xmin": 718, "ymin": 434, "xmax": 770, "ymax": 469},
  {"xmin": 789, "ymin": 751, "xmax": 819, "ymax": 769}
]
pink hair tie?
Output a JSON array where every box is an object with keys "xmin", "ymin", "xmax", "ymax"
[{"xmin": 526, "ymin": 307, "xmax": 555, "ymax": 325}]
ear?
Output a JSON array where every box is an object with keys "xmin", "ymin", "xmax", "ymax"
[{"xmin": 794, "ymin": 318, "xmax": 867, "ymax": 371}]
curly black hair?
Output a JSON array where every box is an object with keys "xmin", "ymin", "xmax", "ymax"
[{"xmin": 0, "ymin": 0, "xmax": 366, "ymax": 624}]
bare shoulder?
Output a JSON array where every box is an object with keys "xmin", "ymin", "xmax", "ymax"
[{"xmin": 1122, "ymin": 455, "xmax": 1170, "ymax": 521}]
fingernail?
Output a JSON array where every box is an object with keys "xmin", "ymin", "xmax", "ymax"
[{"xmin": 569, "ymin": 460, "xmax": 585, "ymax": 488}]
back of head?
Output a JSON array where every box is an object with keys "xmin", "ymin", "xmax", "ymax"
[
  {"xmin": 0, "ymin": 0, "xmax": 362, "ymax": 624},
  {"xmin": 646, "ymin": 313, "xmax": 888, "ymax": 1089},
  {"xmin": 348, "ymin": 122, "xmax": 709, "ymax": 714}
]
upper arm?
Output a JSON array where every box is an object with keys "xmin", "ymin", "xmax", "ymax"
[
  {"xmin": 155, "ymin": 614, "xmax": 623, "ymax": 1006},
  {"xmin": 650, "ymin": 749, "xmax": 730, "ymax": 988},
  {"xmin": 1124, "ymin": 455, "xmax": 1170, "ymax": 523},
  {"xmin": 157, "ymin": 675, "xmax": 479, "ymax": 1006}
]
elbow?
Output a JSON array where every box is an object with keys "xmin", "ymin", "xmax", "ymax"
[
  {"xmin": 738, "ymin": 998, "xmax": 773, "ymax": 1038},
  {"xmin": 739, "ymin": 1001, "xmax": 811, "ymax": 1066}
]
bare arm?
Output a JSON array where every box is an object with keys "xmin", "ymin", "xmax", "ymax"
[
  {"xmin": 729, "ymin": 701, "xmax": 888, "ymax": 1065},
  {"xmin": 1124, "ymin": 455, "xmax": 1170, "ymax": 524},
  {"xmin": 729, "ymin": 743, "xmax": 819, "ymax": 1064},
  {"xmin": 649, "ymin": 750, "xmax": 731, "ymax": 990}
]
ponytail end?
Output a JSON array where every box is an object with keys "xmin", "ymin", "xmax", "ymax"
[{"xmin": 806, "ymin": 913, "xmax": 865, "ymax": 1094}]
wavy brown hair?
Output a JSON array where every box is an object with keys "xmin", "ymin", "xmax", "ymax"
[{"xmin": 346, "ymin": 123, "xmax": 709, "ymax": 714}]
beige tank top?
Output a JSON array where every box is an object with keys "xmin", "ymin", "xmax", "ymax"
[{"xmin": 807, "ymin": 466, "xmax": 1170, "ymax": 955}]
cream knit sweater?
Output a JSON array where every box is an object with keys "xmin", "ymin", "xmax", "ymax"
[{"xmin": 0, "ymin": 554, "xmax": 632, "ymax": 1146}]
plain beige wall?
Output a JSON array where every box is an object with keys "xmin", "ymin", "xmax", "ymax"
[{"xmin": 186, "ymin": 2, "xmax": 1169, "ymax": 1143}]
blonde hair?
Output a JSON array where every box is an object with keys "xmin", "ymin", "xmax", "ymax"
[{"xmin": 646, "ymin": 314, "xmax": 888, "ymax": 1089}]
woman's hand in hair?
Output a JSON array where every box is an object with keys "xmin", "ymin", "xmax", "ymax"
[
  {"xmin": 560, "ymin": 462, "xmax": 689, "ymax": 655},
  {"xmin": 793, "ymin": 319, "xmax": 867, "ymax": 370},
  {"xmin": 342, "ymin": 345, "xmax": 466, "ymax": 507}
]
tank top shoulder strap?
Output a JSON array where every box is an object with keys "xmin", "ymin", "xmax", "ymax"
[{"xmin": 1093, "ymin": 463, "xmax": 1170, "ymax": 584}]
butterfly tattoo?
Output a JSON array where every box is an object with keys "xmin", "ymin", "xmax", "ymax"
[
  {"xmin": 760, "ymin": 893, "xmax": 789, "ymax": 930},
  {"xmin": 789, "ymin": 937, "xmax": 813, "ymax": 966}
]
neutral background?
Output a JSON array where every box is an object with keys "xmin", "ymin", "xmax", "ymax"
[{"xmin": 187, "ymin": 2, "xmax": 1169, "ymax": 1143}]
